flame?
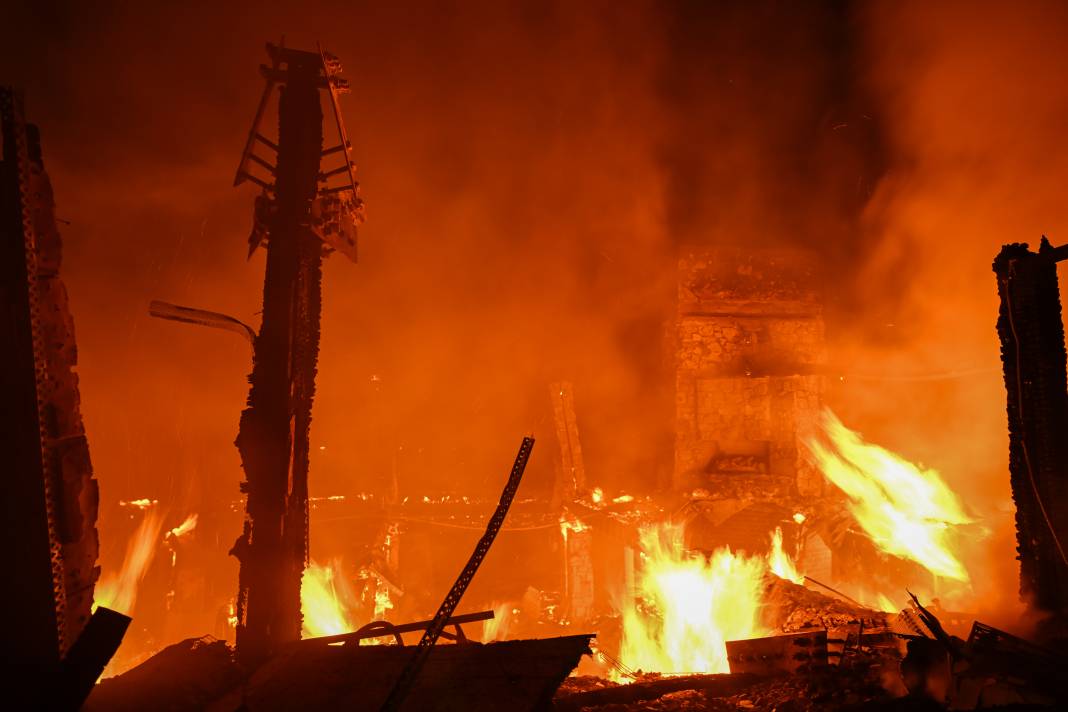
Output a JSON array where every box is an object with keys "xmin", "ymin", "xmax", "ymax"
[
  {"xmin": 118, "ymin": 498, "xmax": 158, "ymax": 509},
  {"xmin": 590, "ymin": 487, "xmax": 604, "ymax": 505},
  {"xmin": 373, "ymin": 584, "xmax": 394, "ymax": 620},
  {"xmin": 559, "ymin": 512, "xmax": 590, "ymax": 543},
  {"xmin": 804, "ymin": 409, "xmax": 972, "ymax": 582},
  {"xmin": 618, "ymin": 523, "xmax": 767, "ymax": 676},
  {"xmin": 767, "ymin": 527, "xmax": 804, "ymax": 585},
  {"xmin": 481, "ymin": 601, "xmax": 513, "ymax": 642},
  {"xmin": 167, "ymin": 513, "xmax": 198, "ymax": 539},
  {"xmin": 301, "ymin": 560, "xmax": 353, "ymax": 637},
  {"xmin": 95, "ymin": 511, "xmax": 164, "ymax": 614},
  {"xmin": 876, "ymin": 593, "xmax": 899, "ymax": 613}
]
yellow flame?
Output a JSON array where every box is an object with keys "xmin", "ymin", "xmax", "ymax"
[
  {"xmin": 95, "ymin": 511, "xmax": 164, "ymax": 614},
  {"xmin": 876, "ymin": 593, "xmax": 899, "ymax": 613},
  {"xmin": 301, "ymin": 560, "xmax": 353, "ymax": 637},
  {"xmin": 767, "ymin": 527, "xmax": 804, "ymax": 585},
  {"xmin": 804, "ymin": 409, "xmax": 971, "ymax": 582},
  {"xmin": 618, "ymin": 523, "xmax": 767, "ymax": 676},
  {"xmin": 590, "ymin": 487, "xmax": 604, "ymax": 505},
  {"xmin": 167, "ymin": 513, "xmax": 198, "ymax": 539},
  {"xmin": 373, "ymin": 584, "xmax": 394, "ymax": 620},
  {"xmin": 481, "ymin": 602, "xmax": 513, "ymax": 642},
  {"xmin": 559, "ymin": 513, "xmax": 590, "ymax": 544}
]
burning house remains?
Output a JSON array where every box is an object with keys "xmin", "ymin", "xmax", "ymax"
[
  {"xmin": 673, "ymin": 246, "xmax": 828, "ymax": 572},
  {"xmin": 5, "ymin": 3, "xmax": 1068, "ymax": 710}
]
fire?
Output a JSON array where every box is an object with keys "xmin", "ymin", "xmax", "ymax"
[
  {"xmin": 559, "ymin": 512, "xmax": 590, "ymax": 543},
  {"xmin": 767, "ymin": 527, "xmax": 804, "ymax": 585},
  {"xmin": 301, "ymin": 560, "xmax": 353, "ymax": 638},
  {"xmin": 481, "ymin": 602, "xmax": 513, "ymax": 642},
  {"xmin": 373, "ymin": 584, "xmax": 394, "ymax": 620},
  {"xmin": 95, "ymin": 511, "xmax": 164, "ymax": 614},
  {"xmin": 166, "ymin": 513, "xmax": 198, "ymax": 539},
  {"xmin": 618, "ymin": 523, "xmax": 767, "ymax": 676},
  {"xmin": 804, "ymin": 409, "xmax": 972, "ymax": 582}
]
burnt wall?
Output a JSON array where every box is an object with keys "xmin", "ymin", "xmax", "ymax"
[{"xmin": 674, "ymin": 247, "xmax": 825, "ymax": 529}]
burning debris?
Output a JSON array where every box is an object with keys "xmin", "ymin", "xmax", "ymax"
[
  {"xmin": 618, "ymin": 522, "xmax": 768, "ymax": 678},
  {"xmin": 8, "ymin": 7, "xmax": 1068, "ymax": 711},
  {"xmin": 804, "ymin": 409, "xmax": 973, "ymax": 583}
]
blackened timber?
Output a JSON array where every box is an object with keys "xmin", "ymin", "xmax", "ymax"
[
  {"xmin": 56, "ymin": 607, "xmax": 131, "ymax": 709},
  {"xmin": 994, "ymin": 238, "xmax": 1068, "ymax": 616},
  {"xmin": 0, "ymin": 85, "xmax": 65, "ymax": 695},
  {"xmin": 232, "ymin": 46, "xmax": 325, "ymax": 665},
  {"xmin": 1, "ymin": 87, "xmax": 104, "ymax": 701}
]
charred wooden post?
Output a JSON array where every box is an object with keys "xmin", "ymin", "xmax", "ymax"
[
  {"xmin": 549, "ymin": 381, "xmax": 586, "ymax": 506},
  {"xmin": 994, "ymin": 238, "xmax": 1068, "ymax": 617},
  {"xmin": 1, "ymin": 87, "xmax": 104, "ymax": 700},
  {"xmin": 229, "ymin": 44, "xmax": 364, "ymax": 666}
]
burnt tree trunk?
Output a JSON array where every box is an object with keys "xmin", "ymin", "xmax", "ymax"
[{"xmin": 994, "ymin": 239, "xmax": 1068, "ymax": 616}]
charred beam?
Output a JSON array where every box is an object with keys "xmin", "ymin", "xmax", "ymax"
[
  {"xmin": 993, "ymin": 239, "xmax": 1068, "ymax": 617},
  {"xmin": 1, "ymin": 86, "xmax": 102, "ymax": 700}
]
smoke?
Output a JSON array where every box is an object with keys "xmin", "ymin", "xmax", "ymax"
[
  {"xmin": 4, "ymin": 0, "xmax": 1064, "ymax": 630},
  {"xmin": 833, "ymin": 0, "xmax": 1068, "ymax": 618}
]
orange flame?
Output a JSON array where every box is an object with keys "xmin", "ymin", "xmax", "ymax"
[
  {"xmin": 767, "ymin": 527, "xmax": 804, "ymax": 585},
  {"xmin": 301, "ymin": 560, "xmax": 353, "ymax": 638},
  {"xmin": 618, "ymin": 523, "xmax": 767, "ymax": 676},
  {"xmin": 804, "ymin": 409, "xmax": 972, "ymax": 582},
  {"xmin": 95, "ymin": 511, "xmax": 164, "ymax": 614}
]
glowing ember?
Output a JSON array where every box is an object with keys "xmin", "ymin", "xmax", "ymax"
[
  {"xmin": 804, "ymin": 409, "xmax": 972, "ymax": 582},
  {"xmin": 118, "ymin": 498, "xmax": 158, "ymax": 509},
  {"xmin": 301, "ymin": 560, "xmax": 353, "ymax": 638},
  {"xmin": 618, "ymin": 523, "xmax": 767, "ymax": 676},
  {"xmin": 590, "ymin": 487, "xmax": 604, "ymax": 505},
  {"xmin": 767, "ymin": 527, "xmax": 804, "ymax": 585},
  {"xmin": 95, "ymin": 511, "xmax": 164, "ymax": 614}
]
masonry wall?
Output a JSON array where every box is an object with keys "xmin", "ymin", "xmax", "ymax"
[{"xmin": 674, "ymin": 247, "xmax": 826, "ymax": 510}]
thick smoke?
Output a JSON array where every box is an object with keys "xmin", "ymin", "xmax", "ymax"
[
  {"xmin": 3, "ymin": 0, "xmax": 1060, "ymax": 634},
  {"xmin": 833, "ymin": 0, "xmax": 1068, "ymax": 620}
]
